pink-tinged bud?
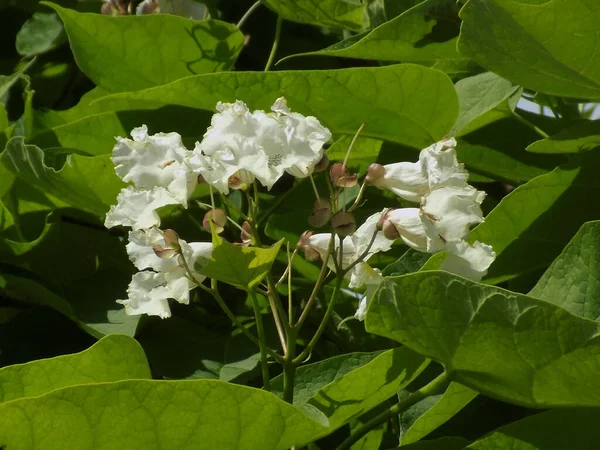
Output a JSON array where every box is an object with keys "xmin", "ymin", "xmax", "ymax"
[
  {"xmin": 330, "ymin": 162, "xmax": 358, "ymax": 188},
  {"xmin": 365, "ymin": 163, "xmax": 385, "ymax": 184},
  {"xmin": 308, "ymin": 198, "xmax": 332, "ymax": 228},
  {"xmin": 152, "ymin": 229, "xmax": 181, "ymax": 259},
  {"xmin": 138, "ymin": 0, "xmax": 159, "ymax": 14},
  {"xmin": 203, "ymin": 208, "xmax": 227, "ymax": 234},
  {"xmin": 228, "ymin": 175, "xmax": 247, "ymax": 190},
  {"xmin": 101, "ymin": 2, "xmax": 118, "ymax": 15},
  {"xmin": 301, "ymin": 245, "xmax": 320, "ymax": 262},
  {"xmin": 382, "ymin": 220, "xmax": 400, "ymax": 240},
  {"xmin": 314, "ymin": 154, "xmax": 329, "ymax": 173},
  {"xmin": 331, "ymin": 211, "xmax": 356, "ymax": 237},
  {"xmin": 240, "ymin": 221, "xmax": 253, "ymax": 245},
  {"xmin": 376, "ymin": 208, "xmax": 391, "ymax": 231},
  {"xmin": 297, "ymin": 231, "xmax": 313, "ymax": 249}
]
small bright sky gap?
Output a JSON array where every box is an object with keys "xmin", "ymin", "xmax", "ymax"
[{"xmin": 517, "ymin": 97, "xmax": 600, "ymax": 120}]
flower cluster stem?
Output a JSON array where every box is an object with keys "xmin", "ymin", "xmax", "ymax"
[
  {"xmin": 264, "ymin": 15, "xmax": 283, "ymax": 72},
  {"xmin": 250, "ymin": 289, "xmax": 272, "ymax": 391},
  {"xmin": 336, "ymin": 372, "xmax": 450, "ymax": 450}
]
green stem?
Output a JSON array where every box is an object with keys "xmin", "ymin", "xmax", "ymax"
[
  {"xmin": 513, "ymin": 111, "xmax": 550, "ymax": 139},
  {"xmin": 293, "ymin": 274, "xmax": 343, "ymax": 365},
  {"xmin": 249, "ymin": 289, "xmax": 271, "ymax": 391},
  {"xmin": 264, "ymin": 15, "xmax": 283, "ymax": 72},
  {"xmin": 282, "ymin": 328, "xmax": 297, "ymax": 404},
  {"xmin": 336, "ymin": 373, "xmax": 450, "ymax": 450},
  {"xmin": 236, "ymin": 0, "xmax": 261, "ymax": 29}
]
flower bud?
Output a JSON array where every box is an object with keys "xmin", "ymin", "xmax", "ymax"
[
  {"xmin": 302, "ymin": 245, "xmax": 320, "ymax": 262},
  {"xmin": 376, "ymin": 208, "xmax": 391, "ymax": 231},
  {"xmin": 228, "ymin": 175, "xmax": 247, "ymax": 190},
  {"xmin": 330, "ymin": 163, "xmax": 358, "ymax": 188},
  {"xmin": 297, "ymin": 230, "xmax": 313, "ymax": 248},
  {"xmin": 365, "ymin": 163, "xmax": 385, "ymax": 184},
  {"xmin": 382, "ymin": 220, "xmax": 400, "ymax": 240},
  {"xmin": 203, "ymin": 208, "xmax": 227, "ymax": 234},
  {"xmin": 313, "ymin": 154, "xmax": 329, "ymax": 173},
  {"xmin": 240, "ymin": 221, "xmax": 253, "ymax": 245},
  {"xmin": 331, "ymin": 211, "xmax": 356, "ymax": 237},
  {"xmin": 153, "ymin": 229, "xmax": 181, "ymax": 259},
  {"xmin": 137, "ymin": 0, "xmax": 159, "ymax": 14},
  {"xmin": 101, "ymin": 2, "xmax": 119, "ymax": 15},
  {"xmin": 308, "ymin": 198, "xmax": 332, "ymax": 228}
]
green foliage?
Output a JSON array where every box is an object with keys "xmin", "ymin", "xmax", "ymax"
[
  {"xmin": 46, "ymin": 2, "xmax": 244, "ymax": 92},
  {"xmin": 16, "ymin": 12, "xmax": 64, "ymax": 57},
  {"xmin": 458, "ymin": 0, "xmax": 600, "ymax": 99},
  {"xmin": 368, "ymin": 271, "xmax": 600, "ymax": 408},
  {"xmin": 0, "ymin": 379, "xmax": 327, "ymax": 450},
  {"xmin": 0, "ymin": 334, "xmax": 150, "ymax": 402},
  {"xmin": 530, "ymin": 221, "xmax": 600, "ymax": 320},
  {"xmin": 200, "ymin": 232, "xmax": 283, "ymax": 291},
  {"xmin": 260, "ymin": 0, "xmax": 365, "ymax": 31}
]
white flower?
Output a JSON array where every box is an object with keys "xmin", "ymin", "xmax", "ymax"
[
  {"xmin": 354, "ymin": 267, "xmax": 382, "ymax": 321},
  {"xmin": 105, "ymin": 125, "xmax": 197, "ymax": 230},
  {"xmin": 264, "ymin": 97, "xmax": 332, "ymax": 179},
  {"xmin": 440, "ymin": 239, "xmax": 496, "ymax": 282},
  {"xmin": 104, "ymin": 186, "xmax": 181, "ymax": 230},
  {"xmin": 420, "ymin": 185, "xmax": 486, "ymax": 252},
  {"xmin": 112, "ymin": 125, "xmax": 196, "ymax": 204},
  {"xmin": 306, "ymin": 210, "xmax": 392, "ymax": 288},
  {"xmin": 384, "ymin": 208, "xmax": 428, "ymax": 252},
  {"xmin": 369, "ymin": 138, "xmax": 467, "ymax": 202},
  {"xmin": 189, "ymin": 98, "xmax": 331, "ymax": 193},
  {"xmin": 117, "ymin": 228, "xmax": 213, "ymax": 318}
]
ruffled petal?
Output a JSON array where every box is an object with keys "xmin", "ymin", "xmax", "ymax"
[
  {"xmin": 440, "ymin": 240, "xmax": 496, "ymax": 281},
  {"xmin": 117, "ymin": 271, "xmax": 172, "ymax": 319}
]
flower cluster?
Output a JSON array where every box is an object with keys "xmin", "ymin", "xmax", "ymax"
[
  {"xmin": 301, "ymin": 138, "xmax": 495, "ymax": 321},
  {"xmin": 106, "ymin": 97, "xmax": 331, "ymax": 318}
]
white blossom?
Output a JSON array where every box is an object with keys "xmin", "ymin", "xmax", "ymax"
[
  {"xmin": 117, "ymin": 228, "xmax": 213, "ymax": 318},
  {"xmin": 420, "ymin": 185, "xmax": 486, "ymax": 252},
  {"xmin": 369, "ymin": 138, "xmax": 468, "ymax": 202},
  {"xmin": 440, "ymin": 239, "xmax": 496, "ymax": 282},
  {"xmin": 189, "ymin": 98, "xmax": 331, "ymax": 193},
  {"xmin": 105, "ymin": 125, "xmax": 197, "ymax": 230},
  {"xmin": 354, "ymin": 267, "xmax": 383, "ymax": 322},
  {"xmin": 384, "ymin": 208, "xmax": 428, "ymax": 252}
]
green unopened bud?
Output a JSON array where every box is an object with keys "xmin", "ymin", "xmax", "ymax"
[
  {"xmin": 203, "ymin": 208, "xmax": 227, "ymax": 234},
  {"xmin": 365, "ymin": 163, "xmax": 385, "ymax": 184},
  {"xmin": 308, "ymin": 198, "xmax": 332, "ymax": 228},
  {"xmin": 331, "ymin": 211, "xmax": 356, "ymax": 236},
  {"xmin": 313, "ymin": 154, "xmax": 329, "ymax": 173}
]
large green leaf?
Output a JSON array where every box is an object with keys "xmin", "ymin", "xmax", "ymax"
[
  {"xmin": 529, "ymin": 221, "xmax": 600, "ymax": 320},
  {"xmin": 367, "ymin": 271, "xmax": 600, "ymax": 408},
  {"xmin": 470, "ymin": 149, "xmax": 600, "ymax": 283},
  {"xmin": 0, "ymin": 379, "xmax": 327, "ymax": 450},
  {"xmin": 450, "ymin": 72, "xmax": 519, "ymax": 135},
  {"xmin": 45, "ymin": 2, "xmax": 244, "ymax": 92},
  {"xmin": 1, "ymin": 137, "xmax": 124, "ymax": 217},
  {"xmin": 0, "ymin": 334, "xmax": 150, "ymax": 403},
  {"xmin": 271, "ymin": 351, "xmax": 383, "ymax": 405},
  {"xmin": 200, "ymin": 233, "xmax": 283, "ymax": 291},
  {"xmin": 260, "ymin": 0, "xmax": 365, "ymax": 31},
  {"xmin": 400, "ymin": 382, "xmax": 477, "ymax": 445},
  {"xmin": 527, "ymin": 120, "xmax": 600, "ymax": 154},
  {"xmin": 395, "ymin": 437, "xmax": 472, "ymax": 450},
  {"xmin": 282, "ymin": 0, "xmax": 462, "ymax": 63},
  {"xmin": 90, "ymin": 64, "xmax": 460, "ymax": 150},
  {"xmin": 457, "ymin": 0, "xmax": 600, "ymax": 99},
  {"xmin": 307, "ymin": 347, "xmax": 429, "ymax": 430},
  {"xmin": 466, "ymin": 408, "xmax": 600, "ymax": 449}
]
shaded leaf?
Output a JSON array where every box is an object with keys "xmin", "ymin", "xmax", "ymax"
[
  {"xmin": 282, "ymin": 0, "xmax": 462, "ymax": 63},
  {"xmin": 527, "ymin": 120, "xmax": 600, "ymax": 154},
  {"xmin": 261, "ymin": 0, "xmax": 365, "ymax": 31},
  {"xmin": 16, "ymin": 12, "xmax": 64, "ymax": 57}
]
